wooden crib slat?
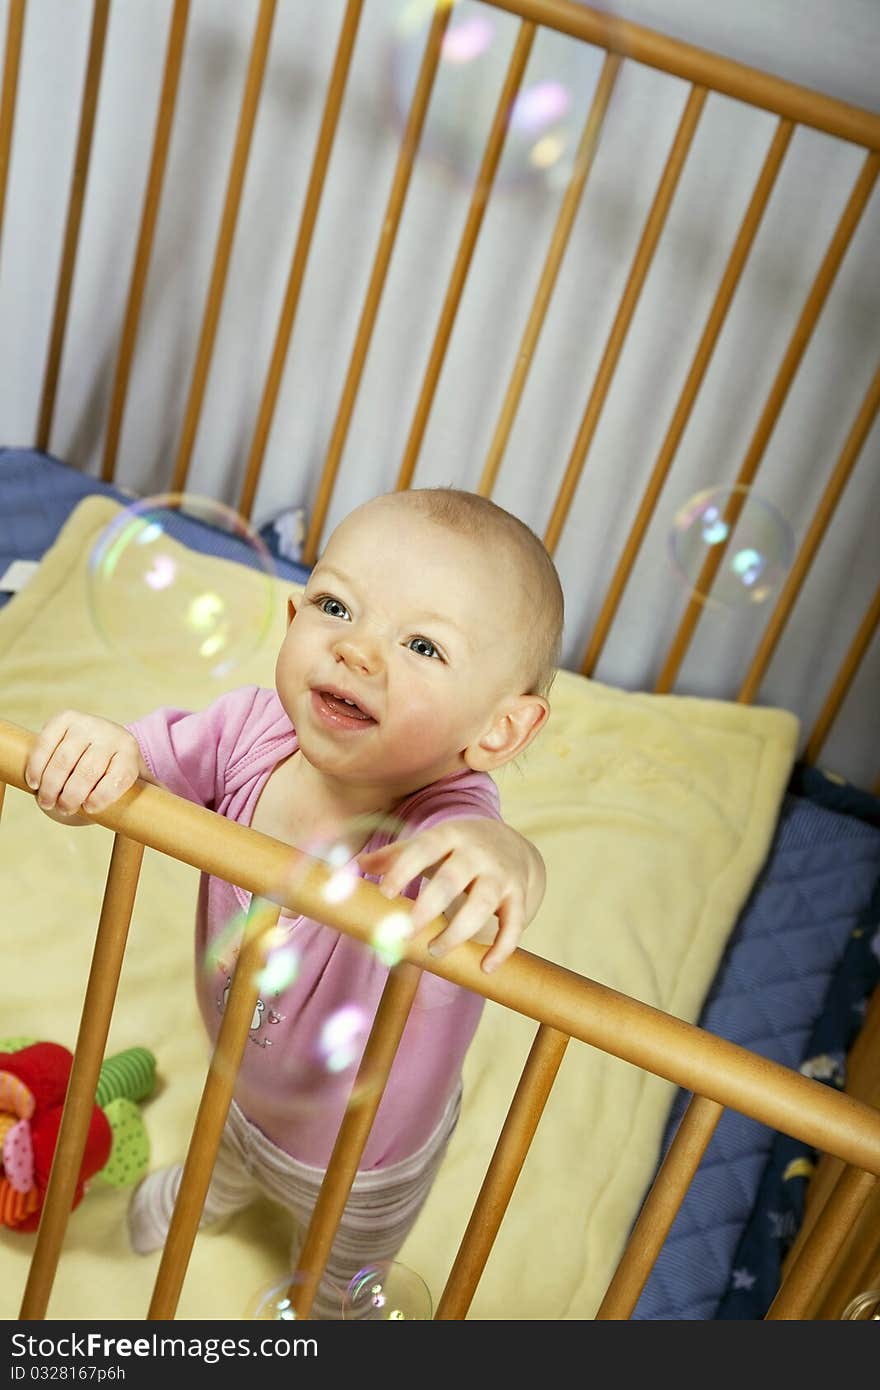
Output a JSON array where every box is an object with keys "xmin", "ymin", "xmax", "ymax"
[
  {"xmin": 542, "ymin": 83, "xmax": 707, "ymax": 555},
  {"xmin": 302, "ymin": 0, "xmax": 453, "ymax": 565},
  {"xmin": 0, "ymin": 0, "xmax": 26, "ymax": 259},
  {"xmin": 395, "ymin": 19, "xmax": 536, "ymax": 494},
  {"xmin": 655, "ymin": 149, "xmax": 880, "ymax": 694},
  {"xmin": 35, "ymin": 0, "xmax": 110, "ymax": 454},
  {"xmin": 780, "ymin": 996, "xmax": 880, "ymax": 1302},
  {"xmin": 169, "ymin": 0, "xmax": 278, "ymax": 496},
  {"xmin": 579, "ymin": 118, "xmax": 794, "ymax": 677},
  {"xmin": 148, "ymin": 894, "xmax": 283, "ymax": 1320},
  {"xmin": 836, "ymin": 1255, "xmax": 880, "ymax": 1322},
  {"xmin": 477, "ymin": 51, "xmax": 621, "ymax": 498},
  {"xmin": 801, "ymin": 581, "xmax": 880, "ymax": 766},
  {"xmin": 100, "ymin": 0, "xmax": 191, "ymax": 484},
  {"xmin": 596, "ymin": 1093, "xmax": 723, "ymax": 1319},
  {"xmin": 19, "ymin": 832, "xmax": 145, "ymax": 1320},
  {"xmin": 813, "ymin": 1179, "xmax": 880, "ymax": 1319},
  {"xmin": 787, "ymin": 1160, "xmax": 877, "ymax": 1321},
  {"xmin": 237, "ymin": 0, "xmax": 364, "ymax": 521},
  {"xmin": 435, "ymin": 1023, "xmax": 569, "ymax": 1320},
  {"xmin": 765, "ymin": 1164, "xmax": 877, "ymax": 1319},
  {"xmin": 738, "ymin": 361, "xmax": 880, "ymax": 705},
  {"xmin": 290, "ymin": 961, "xmax": 424, "ymax": 1319},
  {"xmin": 848, "ymin": 983, "xmax": 880, "ymax": 1088},
  {"xmin": 481, "ymin": 1, "xmax": 880, "ymax": 150}
]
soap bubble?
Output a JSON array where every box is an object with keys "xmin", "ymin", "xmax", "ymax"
[
  {"xmin": 87, "ymin": 493, "xmax": 278, "ymax": 680},
  {"xmin": 203, "ymin": 907, "xmax": 301, "ymax": 997},
  {"xmin": 272, "ymin": 1008, "xmax": 381, "ymax": 1124},
  {"xmin": 266, "ymin": 811, "xmax": 415, "ymax": 970},
  {"xmin": 668, "ymin": 485, "xmax": 795, "ymax": 609},
  {"xmin": 206, "ymin": 930, "xmax": 378, "ymax": 1119},
  {"xmin": 840, "ymin": 1289, "xmax": 880, "ymax": 1320},
  {"xmin": 342, "ymin": 1260, "xmax": 433, "ymax": 1320},
  {"xmin": 370, "ymin": 910, "xmax": 412, "ymax": 968},
  {"xmin": 200, "ymin": 903, "xmax": 300, "ymax": 1091},
  {"xmin": 246, "ymin": 1276, "xmax": 302, "ymax": 1321},
  {"xmin": 389, "ymin": 0, "xmax": 620, "ymax": 192},
  {"xmin": 245, "ymin": 1270, "xmax": 344, "ymax": 1320},
  {"xmin": 199, "ymin": 813, "xmax": 415, "ymax": 1107},
  {"xmin": 318, "ymin": 1003, "xmax": 373, "ymax": 1074}
]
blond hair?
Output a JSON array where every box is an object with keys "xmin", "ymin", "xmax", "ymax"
[{"xmin": 384, "ymin": 487, "xmax": 564, "ymax": 698}]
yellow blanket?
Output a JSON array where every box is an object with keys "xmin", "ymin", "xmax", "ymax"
[{"xmin": 0, "ymin": 496, "xmax": 799, "ymax": 1320}]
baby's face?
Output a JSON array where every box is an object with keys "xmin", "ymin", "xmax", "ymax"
[{"xmin": 275, "ymin": 500, "xmax": 529, "ymax": 798}]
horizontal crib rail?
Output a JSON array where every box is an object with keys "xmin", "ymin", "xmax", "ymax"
[
  {"xmin": 3, "ymin": 714, "xmax": 880, "ymax": 1175},
  {"xmin": 482, "ymin": 0, "xmax": 880, "ymax": 149}
]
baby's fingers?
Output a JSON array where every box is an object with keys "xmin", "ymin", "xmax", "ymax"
[
  {"xmin": 48, "ymin": 748, "xmax": 112, "ymax": 814},
  {"xmin": 407, "ymin": 863, "xmax": 471, "ymax": 934},
  {"xmin": 79, "ymin": 756, "xmax": 137, "ymax": 813},
  {"xmin": 477, "ymin": 898, "xmax": 525, "ymax": 974},
  {"xmin": 25, "ymin": 711, "xmax": 76, "ymax": 792},
  {"xmin": 28, "ymin": 732, "xmax": 94, "ymax": 810},
  {"xmin": 357, "ymin": 840, "xmax": 435, "ymax": 901},
  {"xmin": 427, "ymin": 883, "xmax": 501, "ymax": 960}
]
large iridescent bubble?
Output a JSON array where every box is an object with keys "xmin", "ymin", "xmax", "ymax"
[
  {"xmin": 245, "ymin": 1269, "xmax": 344, "ymax": 1320},
  {"xmin": 840, "ymin": 1289, "xmax": 880, "ymax": 1320},
  {"xmin": 668, "ymin": 484, "xmax": 795, "ymax": 609},
  {"xmin": 389, "ymin": 0, "xmax": 620, "ymax": 192},
  {"xmin": 87, "ymin": 492, "xmax": 278, "ymax": 680},
  {"xmin": 342, "ymin": 1260, "xmax": 433, "ymax": 1319}
]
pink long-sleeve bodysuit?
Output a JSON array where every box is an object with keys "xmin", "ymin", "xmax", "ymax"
[{"xmin": 129, "ymin": 684, "xmax": 500, "ymax": 1171}]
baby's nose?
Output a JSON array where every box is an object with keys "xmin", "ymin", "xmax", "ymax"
[{"xmin": 333, "ymin": 632, "xmax": 382, "ymax": 675}]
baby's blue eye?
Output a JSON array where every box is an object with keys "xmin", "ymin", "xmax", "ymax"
[
  {"xmin": 408, "ymin": 636, "xmax": 440, "ymax": 660},
  {"xmin": 316, "ymin": 596, "xmax": 349, "ymax": 619}
]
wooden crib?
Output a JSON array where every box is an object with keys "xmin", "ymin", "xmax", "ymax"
[{"xmin": 0, "ymin": 0, "xmax": 878, "ymax": 1320}]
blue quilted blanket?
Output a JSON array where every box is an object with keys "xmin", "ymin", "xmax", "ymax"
[
  {"xmin": 633, "ymin": 768, "xmax": 880, "ymax": 1319},
  {"xmin": 0, "ymin": 448, "xmax": 310, "ymax": 607}
]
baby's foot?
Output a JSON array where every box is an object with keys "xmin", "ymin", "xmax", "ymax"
[{"xmin": 127, "ymin": 1164, "xmax": 183, "ymax": 1254}]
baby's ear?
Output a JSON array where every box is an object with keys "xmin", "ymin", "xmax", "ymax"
[
  {"xmin": 464, "ymin": 695, "xmax": 549, "ymax": 773},
  {"xmin": 287, "ymin": 596, "xmax": 298, "ymax": 626}
]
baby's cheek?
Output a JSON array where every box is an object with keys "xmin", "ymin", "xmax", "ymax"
[{"xmin": 394, "ymin": 702, "xmax": 455, "ymax": 748}]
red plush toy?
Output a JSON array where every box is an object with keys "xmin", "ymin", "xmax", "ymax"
[{"xmin": 0, "ymin": 1039, "xmax": 156, "ymax": 1232}]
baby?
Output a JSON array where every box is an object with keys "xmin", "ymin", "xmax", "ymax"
[{"xmin": 26, "ymin": 486, "xmax": 564, "ymax": 1316}]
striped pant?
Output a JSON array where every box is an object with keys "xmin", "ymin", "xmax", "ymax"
[{"xmin": 128, "ymin": 1086, "xmax": 461, "ymax": 1318}]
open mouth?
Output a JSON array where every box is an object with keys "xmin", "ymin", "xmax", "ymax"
[{"xmin": 312, "ymin": 689, "xmax": 377, "ymax": 729}]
